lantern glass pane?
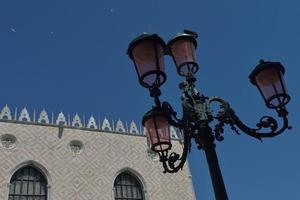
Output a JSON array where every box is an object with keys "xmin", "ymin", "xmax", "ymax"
[
  {"xmin": 132, "ymin": 39, "xmax": 165, "ymax": 87},
  {"xmin": 255, "ymin": 67, "xmax": 288, "ymax": 107},
  {"xmin": 144, "ymin": 115, "xmax": 170, "ymax": 151},
  {"xmin": 170, "ymin": 39, "xmax": 196, "ymax": 74}
]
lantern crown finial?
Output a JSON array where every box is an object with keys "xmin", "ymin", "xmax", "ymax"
[
  {"xmin": 168, "ymin": 30, "xmax": 198, "ymax": 50},
  {"xmin": 127, "ymin": 33, "xmax": 166, "ymax": 59},
  {"xmin": 183, "ymin": 29, "xmax": 198, "ymax": 38},
  {"xmin": 249, "ymin": 60, "xmax": 285, "ymax": 85}
]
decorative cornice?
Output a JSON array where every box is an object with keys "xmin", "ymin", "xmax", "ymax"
[{"xmin": 0, "ymin": 105, "xmax": 181, "ymax": 139}]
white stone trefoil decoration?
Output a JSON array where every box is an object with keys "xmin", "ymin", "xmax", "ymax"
[
  {"xmin": 87, "ymin": 115, "xmax": 98, "ymax": 129},
  {"xmin": 102, "ymin": 117, "xmax": 112, "ymax": 131},
  {"xmin": 56, "ymin": 112, "xmax": 66, "ymax": 125},
  {"xmin": 116, "ymin": 119, "xmax": 125, "ymax": 132},
  {"xmin": 170, "ymin": 126, "xmax": 179, "ymax": 139},
  {"xmin": 0, "ymin": 104, "xmax": 12, "ymax": 120},
  {"xmin": 38, "ymin": 109, "xmax": 50, "ymax": 124},
  {"xmin": 143, "ymin": 127, "xmax": 147, "ymax": 135},
  {"xmin": 18, "ymin": 107, "xmax": 31, "ymax": 122},
  {"xmin": 129, "ymin": 121, "xmax": 139, "ymax": 134},
  {"xmin": 72, "ymin": 114, "xmax": 83, "ymax": 128},
  {"xmin": 0, "ymin": 104, "xmax": 155, "ymax": 137}
]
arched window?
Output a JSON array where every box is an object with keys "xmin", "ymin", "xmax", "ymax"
[
  {"xmin": 114, "ymin": 172, "xmax": 144, "ymax": 200},
  {"xmin": 9, "ymin": 166, "xmax": 48, "ymax": 200}
]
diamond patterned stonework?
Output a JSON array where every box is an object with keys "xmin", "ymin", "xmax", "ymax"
[{"xmin": 0, "ymin": 121, "xmax": 196, "ymax": 200}]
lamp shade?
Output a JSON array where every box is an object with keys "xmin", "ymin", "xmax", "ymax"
[
  {"xmin": 127, "ymin": 34, "xmax": 166, "ymax": 88},
  {"xmin": 249, "ymin": 60, "xmax": 290, "ymax": 108},
  {"xmin": 167, "ymin": 32, "xmax": 198, "ymax": 76},
  {"xmin": 142, "ymin": 109, "xmax": 171, "ymax": 152}
]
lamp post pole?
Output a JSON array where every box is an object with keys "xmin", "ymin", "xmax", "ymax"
[
  {"xmin": 127, "ymin": 30, "xmax": 291, "ymax": 200},
  {"xmin": 182, "ymin": 87, "xmax": 229, "ymax": 200},
  {"xmin": 203, "ymin": 133, "xmax": 228, "ymax": 200}
]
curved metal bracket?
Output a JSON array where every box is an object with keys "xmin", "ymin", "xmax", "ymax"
[
  {"xmin": 228, "ymin": 108, "xmax": 291, "ymax": 139},
  {"xmin": 159, "ymin": 127, "xmax": 191, "ymax": 173},
  {"xmin": 210, "ymin": 96, "xmax": 291, "ymax": 140},
  {"xmin": 148, "ymin": 80, "xmax": 291, "ymax": 174},
  {"xmin": 207, "ymin": 96, "xmax": 231, "ymax": 141}
]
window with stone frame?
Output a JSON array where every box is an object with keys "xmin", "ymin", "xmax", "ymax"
[
  {"xmin": 114, "ymin": 172, "xmax": 144, "ymax": 200},
  {"xmin": 8, "ymin": 166, "xmax": 48, "ymax": 200}
]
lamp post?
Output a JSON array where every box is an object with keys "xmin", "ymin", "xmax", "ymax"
[{"xmin": 127, "ymin": 30, "xmax": 291, "ymax": 200}]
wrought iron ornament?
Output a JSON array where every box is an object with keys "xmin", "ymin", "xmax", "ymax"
[
  {"xmin": 128, "ymin": 30, "xmax": 291, "ymax": 200},
  {"xmin": 150, "ymin": 73, "xmax": 291, "ymax": 173}
]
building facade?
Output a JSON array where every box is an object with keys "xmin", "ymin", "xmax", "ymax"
[{"xmin": 0, "ymin": 105, "xmax": 196, "ymax": 200}]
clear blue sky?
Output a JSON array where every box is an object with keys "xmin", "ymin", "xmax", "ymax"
[{"xmin": 1, "ymin": 0, "xmax": 299, "ymax": 199}]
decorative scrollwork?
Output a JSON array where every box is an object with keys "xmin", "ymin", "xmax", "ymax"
[
  {"xmin": 160, "ymin": 128, "xmax": 190, "ymax": 173},
  {"xmin": 220, "ymin": 107, "xmax": 290, "ymax": 140},
  {"xmin": 208, "ymin": 96, "xmax": 230, "ymax": 120},
  {"xmin": 207, "ymin": 96, "xmax": 232, "ymax": 141},
  {"xmin": 206, "ymin": 96, "xmax": 290, "ymax": 140},
  {"xmin": 255, "ymin": 116, "xmax": 278, "ymax": 132},
  {"xmin": 150, "ymin": 82, "xmax": 290, "ymax": 174},
  {"xmin": 168, "ymin": 152, "xmax": 181, "ymax": 169},
  {"xmin": 214, "ymin": 122, "xmax": 225, "ymax": 141}
]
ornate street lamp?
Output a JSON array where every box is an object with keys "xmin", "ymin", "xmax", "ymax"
[
  {"xmin": 167, "ymin": 30, "xmax": 199, "ymax": 76},
  {"xmin": 249, "ymin": 60, "xmax": 290, "ymax": 109},
  {"xmin": 127, "ymin": 33, "xmax": 167, "ymax": 89},
  {"xmin": 142, "ymin": 107, "xmax": 172, "ymax": 152},
  {"xmin": 127, "ymin": 30, "xmax": 291, "ymax": 200}
]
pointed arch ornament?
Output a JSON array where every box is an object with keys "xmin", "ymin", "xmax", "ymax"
[
  {"xmin": 87, "ymin": 115, "xmax": 98, "ymax": 129},
  {"xmin": 5, "ymin": 160, "xmax": 52, "ymax": 200},
  {"xmin": 116, "ymin": 119, "xmax": 125, "ymax": 132},
  {"xmin": 102, "ymin": 117, "xmax": 112, "ymax": 131},
  {"xmin": 18, "ymin": 107, "xmax": 31, "ymax": 122},
  {"xmin": 56, "ymin": 112, "xmax": 66, "ymax": 125},
  {"xmin": 129, "ymin": 121, "xmax": 139, "ymax": 134},
  {"xmin": 112, "ymin": 168, "xmax": 148, "ymax": 200},
  {"xmin": 170, "ymin": 126, "xmax": 179, "ymax": 139},
  {"xmin": 38, "ymin": 109, "xmax": 50, "ymax": 124},
  {"xmin": 0, "ymin": 105, "xmax": 12, "ymax": 120},
  {"xmin": 71, "ymin": 114, "xmax": 82, "ymax": 128}
]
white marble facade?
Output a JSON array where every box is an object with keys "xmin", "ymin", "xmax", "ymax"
[{"xmin": 0, "ymin": 105, "xmax": 195, "ymax": 200}]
